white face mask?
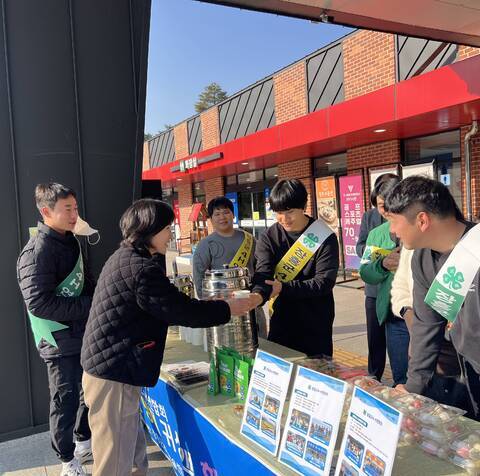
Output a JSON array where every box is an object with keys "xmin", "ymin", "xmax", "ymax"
[{"xmin": 74, "ymin": 216, "xmax": 101, "ymax": 245}]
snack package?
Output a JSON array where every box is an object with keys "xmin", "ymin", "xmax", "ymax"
[
  {"xmin": 419, "ymin": 438, "xmax": 449, "ymax": 459},
  {"xmin": 449, "ymin": 453, "xmax": 480, "ymax": 475},
  {"xmin": 370, "ymin": 385, "xmax": 403, "ymax": 403},
  {"xmin": 450, "ymin": 431, "xmax": 480, "ymax": 460},
  {"xmin": 234, "ymin": 358, "xmax": 250, "ymax": 403},
  {"xmin": 391, "ymin": 393, "xmax": 434, "ymax": 414},
  {"xmin": 416, "ymin": 403, "xmax": 466, "ymax": 427},
  {"xmin": 347, "ymin": 376, "xmax": 382, "ymax": 391},
  {"xmin": 217, "ymin": 348, "xmax": 235, "ymax": 397},
  {"xmin": 207, "ymin": 354, "xmax": 219, "ymax": 396},
  {"xmin": 418, "ymin": 421, "xmax": 464, "ymax": 444}
]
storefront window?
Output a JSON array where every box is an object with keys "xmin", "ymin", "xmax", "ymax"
[
  {"xmin": 265, "ymin": 167, "xmax": 278, "ymax": 179},
  {"xmin": 226, "ymin": 175, "xmax": 237, "ymax": 185},
  {"xmin": 314, "ymin": 153, "xmax": 347, "ymax": 176},
  {"xmin": 403, "ymin": 130, "xmax": 461, "ymax": 208},
  {"xmin": 238, "ymin": 170, "xmax": 264, "ymax": 184}
]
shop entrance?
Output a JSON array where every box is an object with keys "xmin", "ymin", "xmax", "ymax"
[{"xmin": 238, "ymin": 189, "xmax": 267, "ymax": 239}]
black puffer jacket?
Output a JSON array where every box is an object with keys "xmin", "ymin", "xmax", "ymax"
[
  {"xmin": 17, "ymin": 222, "xmax": 95, "ymax": 359},
  {"xmin": 81, "ymin": 245, "xmax": 231, "ymax": 387}
]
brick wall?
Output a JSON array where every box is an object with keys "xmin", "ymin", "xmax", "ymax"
[
  {"xmin": 174, "ymin": 122, "xmax": 189, "ymax": 160},
  {"xmin": 177, "ymin": 182, "xmax": 193, "ymax": 243},
  {"xmin": 343, "ymin": 30, "xmax": 396, "ymax": 100},
  {"xmin": 200, "ymin": 107, "xmax": 220, "ymax": 150},
  {"xmin": 457, "ymin": 46, "xmax": 480, "ymax": 61},
  {"xmin": 347, "ymin": 140, "xmax": 401, "ymax": 207},
  {"xmin": 142, "ymin": 141, "xmax": 150, "ymax": 172},
  {"xmin": 205, "ymin": 176, "xmax": 225, "ymax": 232},
  {"xmin": 273, "ymin": 62, "xmax": 308, "ymax": 125},
  {"xmin": 460, "ymin": 126, "xmax": 480, "ymax": 220},
  {"xmin": 277, "ymin": 158, "xmax": 314, "ymax": 216}
]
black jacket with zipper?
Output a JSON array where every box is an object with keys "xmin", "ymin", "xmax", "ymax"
[
  {"xmin": 81, "ymin": 245, "xmax": 231, "ymax": 387},
  {"xmin": 17, "ymin": 222, "xmax": 95, "ymax": 359}
]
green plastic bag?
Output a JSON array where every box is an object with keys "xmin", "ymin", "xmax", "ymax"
[
  {"xmin": 207, "ymin": 354, "xmax": 219, "ymax": 395},
  {"xmin": 217, "ymin": 349, "xmax": 235, "ymax": 397}
]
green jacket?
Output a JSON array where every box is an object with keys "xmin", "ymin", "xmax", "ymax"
[{"xmin": 359, "ymin": 221, "xmax": 396, "ymax": 325}]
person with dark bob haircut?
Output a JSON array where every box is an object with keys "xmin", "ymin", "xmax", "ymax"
[
  {"xmin": 356, "ymin": 173, "xmax": 399, "ymax": 382},
  {"xmin": 81, "ymin": 199, "xmax": 256, "ymax": 475},
  {"xmin": 385, "ymin": 176, "xmax": 479, "ymax": 418},
  {"xmin": 250, "ymin": 179, "xmax": 340, "ymax": 357}
]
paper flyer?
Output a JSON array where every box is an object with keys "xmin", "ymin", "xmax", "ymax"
[
  {"xmin": 240, "ymin": 350, "xmax": 293, "ymax": 455},
  {"xmin": 279, "ymin": 366, "xmax": 347, "ymax": 476},
  {"xmin": 335, "ymin": 387, "xmax": 402, "ymax": 476}
]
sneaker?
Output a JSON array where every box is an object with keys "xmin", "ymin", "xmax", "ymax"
[
  {"xmin": 61, "ymin": 458, "xmax": 86, "ymax": 476},
  {"xmin": 74, "ymin": 439, "xmax": 93, "ymax": 464}
]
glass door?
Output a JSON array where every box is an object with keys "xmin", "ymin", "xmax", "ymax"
[{"xmin": 238, "ymin": 190, "xmax": 268, "ymax": 239}]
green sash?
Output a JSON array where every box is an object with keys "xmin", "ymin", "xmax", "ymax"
[
  {"xmin": 424, "ymin": 224, "xmax": 480, "ymax": 323},
  {"xmin": 27, "ymin": 241, "xmax": 84, "ymax": 347}
]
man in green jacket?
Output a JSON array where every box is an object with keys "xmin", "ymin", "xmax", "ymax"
[{"xmin": 359, "ymin": 177, "xmax": 410, "ymax": 385}]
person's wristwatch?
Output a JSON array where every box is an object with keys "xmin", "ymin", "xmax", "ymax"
[{"xmin": 399, "ymin": 306, "xmax": 412, "ymax": 319}]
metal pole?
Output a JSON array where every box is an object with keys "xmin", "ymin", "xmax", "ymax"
[{"xmin": 464, "ymin": 121, "xmax": 478, "ymax": 222}]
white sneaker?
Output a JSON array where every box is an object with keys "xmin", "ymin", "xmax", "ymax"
[
  {"xmin": 74, "ymin": 438, "xmax": 93, "ymax": 464},
  {"xmin": 61, "ymin": 458, "xmax": 86, "ymax": 476}
]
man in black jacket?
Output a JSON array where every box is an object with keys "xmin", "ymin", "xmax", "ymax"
[
  {"xmin": 251, "ymin": 179, "xmax": 339, "ymax": 357},
  {"xmin": 385, "ymin": 176, "xmax": 478, "ymax": 418},
  {"xmin": 17, "ymin": 183, "xmax": 94, "ymax": 475}
]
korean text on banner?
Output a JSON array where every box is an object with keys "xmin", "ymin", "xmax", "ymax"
[{"xmin": 339, "ymin": 175, "xmax": 365, "ymax": 270}]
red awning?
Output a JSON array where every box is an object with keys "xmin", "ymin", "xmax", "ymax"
[
  {"xmin": 144, "ymin": 55, "xmax": 480, "ymax": 188},
  {"xmin": 188, "ymin": 203, "xmax": 204, "ymax": 222}
]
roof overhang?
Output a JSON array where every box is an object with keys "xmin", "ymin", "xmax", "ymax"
[
  {"xmin": 143, "ymin": 55, "xmax": 480, "ymax": 187},
  {"xmin": 198, "ymin": 0, "xmax": 480, "ymax": 48}
]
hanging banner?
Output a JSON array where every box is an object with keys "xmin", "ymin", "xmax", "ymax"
[
  {"xmin": 279, "ymin": 367, "xmax": 347, "ymax": 476},
  {"xmin": 240, "ymin": 350, "xmax": 293, "ymax": 456},
  {"xmin": 335, "ymin": 387, "xmax": 402, "ymax": 476},
  {"xmin": 315, "ymin": 177, "xmax": 339, "ymax": 236},
  {"xmin": 339, "ymin": 175, "xmax": 364, "ymax": 270}
]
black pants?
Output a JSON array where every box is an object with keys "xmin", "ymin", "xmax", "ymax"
[
  {"xmin": 44, "ymin": 354, "xmax": 91, "ymax": 462},
  {"xmin": 365, "ymin": 296, "xmax": 386, "ymax": 381}
]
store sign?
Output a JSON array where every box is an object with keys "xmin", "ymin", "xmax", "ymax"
[
  {"xmin": 339, "ymin": 175, "xmax": 364, "ymax": 270},
  {"xmin": 279, "ymin": 367, "xmax": 347, "ymax": 476},
  {"xmin": 179, "ymin": 157, "xmax": 198, "ymax": 172},
  {"xmin": 241, "ymin": 350, "xmax": 293, "ymax": 456},
  {"xmin": 335, "ymin": 387, "xmax": 402, "ymax": 476},
  {"xmin": 315, "ymin": 177, "xmax": 339, "ymax": 235}
]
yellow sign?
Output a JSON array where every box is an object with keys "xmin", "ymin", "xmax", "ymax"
[{"xmin": 253, "ymin": 211, "xmax": 260, "ymax": 221}]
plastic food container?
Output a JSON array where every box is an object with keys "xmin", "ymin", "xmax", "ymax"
[
  {"xmin": 416, "ymin": 403, "xmax": 466, "ymax": 427},
  {"xmin": 450, "ymin": 431, "xmax": 480, "ymax": 460},
  {"xmin": 418, "ymin": 438, "xmax": 449, "ymax": 459},
  {"xmin": 449, "ymin": 454, "xmax": 480, "ymax": 475}
]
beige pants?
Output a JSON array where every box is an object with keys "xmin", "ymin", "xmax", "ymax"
[{"xmin": 82, "ymin": 372, "xmax": 148, "ymax": 476}]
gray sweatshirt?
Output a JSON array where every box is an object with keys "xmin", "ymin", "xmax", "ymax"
[{"xmin": 192, "ymin": 230, "xmax": 255, "ymax": 298}]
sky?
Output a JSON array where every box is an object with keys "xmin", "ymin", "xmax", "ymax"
[{"xmin": 144, "ymin": 0, "xmax": 353, "ymax": 135}]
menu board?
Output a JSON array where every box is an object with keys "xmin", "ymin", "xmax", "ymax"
[
  {"xmin": 240, "ymin": 350, "xmax": 293, "ymax": 455},
  {"xmin": 279, "ymin": 367, "xmax": 347, "ymax": 475},
  {"xmin": 335, "ymin": 387, "xmax": 402, "ymax": 476}
]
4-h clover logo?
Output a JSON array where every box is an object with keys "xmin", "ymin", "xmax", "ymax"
[
  {"xmin": 443, "ymin": 266, "xmax": 464, "ymax": 290},
  {"xmin": 303, "ymin": 233, "xmax": 319, "ymax": 249}
]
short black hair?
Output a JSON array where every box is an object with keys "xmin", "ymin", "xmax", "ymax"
[
  {"xmin": 384, "ymin": 176, "xmax": 464, "ymax": 221},
  {"xmin": 269, "ymin": 179, "xmax": 308, "ymax": 212},
  {"xmin": 370, "ymin": 173, "xmax": 399, "ymax": 206},
  {"xmin": 35, "ymin": 183, "xmax": 76, "ymax": 211},
  {"xmin": 371, "ymin": 176, "xmax": 400, "ymax": 207},
  {"xmin": 120, "ymin": 198, "xmax": 174, "ymax": 253},
  {"xmin": 207, "ymin": 196, "xmax": 234, "ymax": 218}
]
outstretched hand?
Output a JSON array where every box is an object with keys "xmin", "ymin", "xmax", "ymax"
[{"xmin": 265, "ymin": 279, "xmax": 282, "ymax": 299}]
